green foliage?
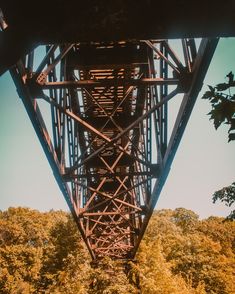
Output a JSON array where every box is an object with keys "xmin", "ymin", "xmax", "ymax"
[
  {"xmin": 212, "ymin": 182, "xmax": 235, "ymax": 220},
  {"xmin": 0, "ymin": 207, "xmax": 235, "ymax": 293},
  {"xmin": 202, "ymin": 72, "xmax": 235, "ymax": 142}
]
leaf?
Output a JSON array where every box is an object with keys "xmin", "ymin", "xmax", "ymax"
[
  {"xmin": 216, "ymin": 83, "xmax": 229, "ymax": 91},
  {"xmin": 227, "ymin": 209, "xmax": 235, "ymax": 220},
  {"xmin": 214, "ymin": 120, "xmax": 222, "ymax": 130},
  {"xmin": 202, "ymin": 91, "xmax": 213, "ymax": 99},
  {"xmin": 226, "ymin": 71, "xmax": 234, "ymax": 84},
  {"xmin": 208, "ymin": 108, "xmax": 224, "ymax": 130},
  {"xmin": 210, "ymin": 97, "xmax": 219, "ymax": 104},
  {"xmin": 228, "ymin": 133, "xmax": 235, "ymax": 142},
  {"xmin": 208, "ymin": 85, "xmax": 215, "ymax": 93},
  {"xmin": 230, "ymin": 94, "xmax": 235, "ymax": 101},
  {"xmin": 228, "ymin": 119, "xmax": 235, "ymax": 131}
]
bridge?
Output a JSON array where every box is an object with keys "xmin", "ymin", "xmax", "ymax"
[{"xmin": 0, "ymin": 1, "xmax": 234, "ymax": 260}]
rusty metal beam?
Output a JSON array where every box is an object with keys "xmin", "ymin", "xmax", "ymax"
[
  {"xmin": 131, "ymin": 38, "xmax": 219, "ymax": 258},
  {"xmin": 1, "ymin": 1, "xmax": 234, "ymax": 76},
  {"xmin": 40, "ymin": 78, "xmax": 179, "ymax": 89},
  {"xmin": 8, "ymin": 37, "xmax": 218, "ymax": 260}
]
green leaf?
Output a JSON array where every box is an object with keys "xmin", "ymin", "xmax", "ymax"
[
  {"xmin": 230, "ymin": 94, "xmax": 235, "ymax": 101},
  {"xmin": 228, "ymin": 133, "xmax": 235, "ymax": 142},
  {"xmin": 208, "ymin": 85, "xmax": 215, "ymax": 92},
  {"xmin": 210, "ymin": 97, "xmax": 219, "ymax": 104},
  {"xmin": 227, "ymin": 209, "xmax": 235, "ymax": 220},
  {"xmin": 226, "ymin": 71, "xmax": 234, "ymax": 84},
  {"xmin": 228, "ymin": 119, "xmax": 235, "ymax": 131},
  {"xmin": 216, "ymin": 83, "xmax": 229, "ymax": 91},
  {"xmin": 202, "ymin": 91, "xmax": 213, "ymax": 99}
]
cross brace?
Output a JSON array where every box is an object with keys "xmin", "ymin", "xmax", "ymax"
[{"xmin": 8, "ymin": 38, "xmax": 218, "ymax": 259}]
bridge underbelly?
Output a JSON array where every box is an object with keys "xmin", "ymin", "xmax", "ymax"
[{"xmin": 8, "ymin": 38, "xmax": 218, "ymax": 259}]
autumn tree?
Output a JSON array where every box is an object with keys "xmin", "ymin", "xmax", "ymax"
[
  {"xmin": 138, "ymin": 209, "xmax": 235, "ymax": 294},
  {"xmin": 1, "ymin": 207, "xmax": 234, "ymax": 293},
  {"xmin": 0, "ymin": 207, "xmax": 90, "ymax": 293}
]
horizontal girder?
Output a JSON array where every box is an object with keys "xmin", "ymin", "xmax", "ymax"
[
  {"xmin": 0, "ymin": 1, "xmax": 234, "ymax": 75},
  {"xmin": 1, "ymin": 1, "xmax": 235, "ymax": 41}
]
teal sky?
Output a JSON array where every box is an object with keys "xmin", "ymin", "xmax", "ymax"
[{"xmin": 0, "ymin": 38, "xmax": 234, "ymax": 218}]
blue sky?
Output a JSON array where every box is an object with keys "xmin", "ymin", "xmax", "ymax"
[{"xmin": 0, "ymin": 38, "xmax": 234, "ymax": 219}]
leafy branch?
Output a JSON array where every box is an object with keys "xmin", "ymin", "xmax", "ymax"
[
  {"xmin": 202, "ymin": 72, "xmax": 235, "ymax": 142},
  {"xmin": 212, "ymin": 182, "xmax": 235, "ymax": 220}
]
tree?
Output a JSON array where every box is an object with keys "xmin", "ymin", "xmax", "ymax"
[
  {"xmin": 136, "ymin": 238, "xmax": 203, "ymax": 294},
  {"xmin": 139, "ymin": 209, "xmax": 235, "ymax": 294},
  {"xmin": 202, "ymin": 71, "xmax": 235, "ymax": 142},
  {"xmin": 171, "ymin": 208, "xmax": 199, "ymax": 233},
  {"xmin": 88, "ymin": 257, "xmax": 138, "ymax": 294},
  {"xmin": 212, "ymin": 182, "xmax": 235, "ymax": 220},
  {"xmin": 1, "ymin": 207, "xmax": 235, "ymax": 293},
  {"xmin": 202, "ymin": 75, "xmax": 235, "ymax": 218},
  {"xmin": 0, "ymin": 207, "xmax": 90, "ymax": 293}
]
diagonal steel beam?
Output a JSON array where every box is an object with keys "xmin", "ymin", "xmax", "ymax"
[
  {"xmin": 6, "ymin": 37, "xmax": 218, "ymax": 261},
  {"xmin": 68, "ymin": 88, "xmax": 178, "ymax": 172},
  {"xmin": 131, "ymin": 38, "xmax": 219, "ymax": 258},
  {"xmin": 9, "ymin": 62, "xmax": 95, "ymax": 259}
]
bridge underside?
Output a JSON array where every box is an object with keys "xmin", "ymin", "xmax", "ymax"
[
  {"xmin": 0, "ymin": 3, "xmax": 221, "ymax": 259},
  {"xmin": 7, "ymin": 38, "xmax": 218, "ymax": 259},
  {"xmin": 1, "ymin": 1, "xmax": 235, "ymax": 75}
]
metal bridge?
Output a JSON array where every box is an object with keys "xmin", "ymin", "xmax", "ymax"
[{"xmin": 1, "ymin": 1, "xmax": 233, "ymax": 260}]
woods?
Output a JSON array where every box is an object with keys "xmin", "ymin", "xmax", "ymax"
[{"xmin": 0, "ymin": 207, "xmax": 234, "ymax": 293}]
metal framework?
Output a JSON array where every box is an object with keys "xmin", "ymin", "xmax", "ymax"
[{"xmin": 7, "ymin": 38, "xmax": 218, "ymax": 260}]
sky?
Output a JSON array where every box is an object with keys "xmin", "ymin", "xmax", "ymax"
[{"xmin": 0, "ymin": 38, "xmax": 234, "ymax": 219}]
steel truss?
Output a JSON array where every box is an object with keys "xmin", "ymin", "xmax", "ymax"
[{"xmin": 9, "ymin": 38, "xmax": 218, "ymax": 259}]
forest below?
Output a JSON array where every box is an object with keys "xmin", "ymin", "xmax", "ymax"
[{"xmin": 0, "ymin": 207, "xmax": 234, "ymax": 294}]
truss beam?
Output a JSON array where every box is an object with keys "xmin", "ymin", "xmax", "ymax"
[{"xmin": 9, "ymin": 38, "xmax": 218, "ymax": 260}]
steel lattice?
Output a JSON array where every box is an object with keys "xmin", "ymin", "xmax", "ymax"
[{"xmin": 9, "ymin": 38, "xmax": 218, "ymax": 259}]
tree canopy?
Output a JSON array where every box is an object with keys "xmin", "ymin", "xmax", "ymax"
[{"xmin": 0, "ymin": 207, "xmax": 234, "ymax": 293}]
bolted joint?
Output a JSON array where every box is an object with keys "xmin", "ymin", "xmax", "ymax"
[
  {"xmin": 26, "ymin": 74, "xmax": 45, "ymax": 98},
  {"xmin": 36, "ymin": 72, "xmax": 47, "ymax": 85}
]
